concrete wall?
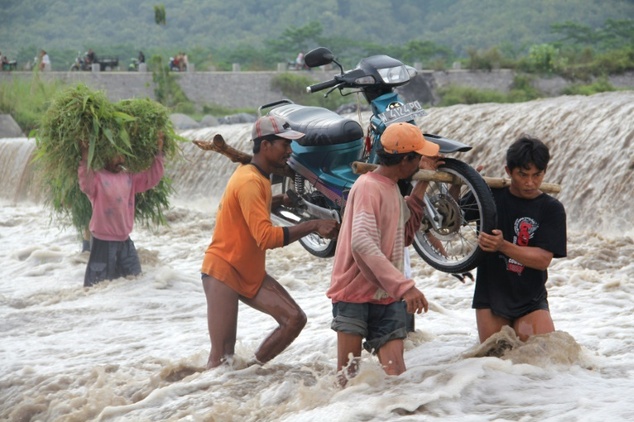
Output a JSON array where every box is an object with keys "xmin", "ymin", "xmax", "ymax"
[{"xmin": 1, "ymin": 69, "xmax": 632, "ymax": 110}]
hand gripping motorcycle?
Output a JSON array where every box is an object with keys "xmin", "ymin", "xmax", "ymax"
[{"xmin": 259, "ymin": 47, "xmax": 498, "ymax": 274}]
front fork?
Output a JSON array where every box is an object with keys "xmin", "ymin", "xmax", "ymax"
[{"xmin": 423, "ymin": 194, "xmax": 444, "ymax": 231}]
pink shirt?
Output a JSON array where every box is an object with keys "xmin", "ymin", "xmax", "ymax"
[
  {"xmin": 327, "ymin": 171, "xmax": 425, "ymax": 304},
  {"xmin": 78, "ymin": 156, "xmax": 164, "ymax": 241}
]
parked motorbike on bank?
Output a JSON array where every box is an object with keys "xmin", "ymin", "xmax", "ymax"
[
  {"xmin": 128, "ymin": 58, "xmax": 140, "ymax": 71},
  {"xmin": 70, "ymin": 52, "xmax": 91, "ymax": 71},
  {"xmin": 260, "ymin": 47, "xmax": 497, "ymax": 274},
  {"xmin": 70, "ymin": 51, "xmax": 119, "ymax": 71}
]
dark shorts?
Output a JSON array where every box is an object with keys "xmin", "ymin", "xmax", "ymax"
[
  {"xmin": 331, "ymin": 301, "xmax": 408, "ymax": 353},
  {"xmin": 84, "ymin": 237, "xmax": 141, "ymax": 287},
  {"xmin": 472, "ymin": 297, "xmax": 550, "ymax": 321}
]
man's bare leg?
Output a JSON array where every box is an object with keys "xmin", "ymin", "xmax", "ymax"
[
  {"xmin": 377, "ymin": 339, "xmax": 406, "ymax": 375},
  {"xmin": 476, "ymin": 308, "xmax": 511, "ymax": 343},
  {"xmin": 203, "ymin": 275, "xmax": 239, "ymax": 368},
  {"xmin": 336, "ymin": 332, "xmax": 363, "ymax": 386},
  {"xmin": 514, "ymin": 309, "xmax": 554, "ymax": 341},
  {"xmin": 241, "ymin": 274, "xmax": 307, "ymax": 364}
]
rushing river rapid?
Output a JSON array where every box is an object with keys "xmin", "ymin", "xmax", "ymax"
[{"xmin": 1, "ymin": 91, "xmax": 633, "ymax": 421}]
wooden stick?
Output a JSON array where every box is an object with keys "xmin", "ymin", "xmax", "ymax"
[
  {"xmin": 352, "ymin": 161, "xmax": 561, "ymax": 194},
  {"xmin": 192, "ymin": 137, "xmax": 561, "ymax": 194},
  {"xmin": 193, "ymin": 134, "xmax": 252, "ymax": 164},
  {"xmin": 193, "ymin": 134, "xmax": 295, "ymax": 178}
]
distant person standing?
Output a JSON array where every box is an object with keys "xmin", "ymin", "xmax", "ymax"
[
  {"xmin": 86, "ymin": 49, "xmax": 96, "ymax": 65},
  {"xmin": 0, "ymin": 52, "xmax": 8, "ymax": 70},
  {"xmin": 295, "ymin": 52, "xmax": 304, "ymax": 70},
  {"xmin": 39, "ymin": 50, "xmax": 51, "ymax": 71},
  {"xmin": 175, "ymin": 52, "xmax": 187, "ymax": 71},
  {"xmin": 181, "ymin": 52, "xmax": 189, "ymax": 71},
  {"xmin": 138, "ymin": 51, "xmax": 145, "ymax": 64},
  {"xmin": 170, "ymin": 54, "xmax": 180, "ymax": 71}
]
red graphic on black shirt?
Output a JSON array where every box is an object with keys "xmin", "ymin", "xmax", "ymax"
[
  {"xmin": 507, "ymin": 217, "xmax": 539, "ymax": 275},
  {"xmin": 517, "ymin": 221, "xmax": 532, "ymax": 246}
]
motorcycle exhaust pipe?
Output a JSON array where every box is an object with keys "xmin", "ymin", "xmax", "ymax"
[
  {"xmin": 275, "ymin": 190, "xmax": 341, "ymax": 224},
  {"xmin": 271, "ymin": 208, "xmax": 302, "ymax": 227},
  {"xmin": 287, "ymin": 190, "xmax": 341, "ymax": 223},
  {"xmin": 298, "ymin": 198, "xmax": 340, "ymax": 223}
]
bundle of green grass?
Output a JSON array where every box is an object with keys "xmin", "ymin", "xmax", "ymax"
[{"xmin": 34, "ymin": 83, "xmax": 181, "ymax": 238}]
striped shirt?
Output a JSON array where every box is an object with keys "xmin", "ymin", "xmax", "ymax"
[{"xmin": 327, "ymin": 171, "xmax": 425, "ymax": 304}]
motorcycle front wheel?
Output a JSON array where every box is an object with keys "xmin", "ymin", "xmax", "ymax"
[
  {"xmin": 412, "ymin": 158, "xmax": 496, "ymax": 273},
  {"xmin": 281, "ymin": 174, "xmax": 338, "ymax": 258}
]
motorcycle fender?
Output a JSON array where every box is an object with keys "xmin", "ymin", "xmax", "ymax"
[{"xmin": 424, "ymin": 133, "xmax": 472, "ymax": 153}]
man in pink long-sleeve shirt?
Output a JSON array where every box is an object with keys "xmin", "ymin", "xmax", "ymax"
[
  {"xmin": 327, "ymin": 122, "xmax": 441, "ymax": 384},
  {"xmin": 78, "ymin": 135, "xmax": 164, "ymax": 287}
]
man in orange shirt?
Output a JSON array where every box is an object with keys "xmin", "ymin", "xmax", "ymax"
[{"xmin": 201, "ymin": 115, "xmax": 339, "ymax": 369}]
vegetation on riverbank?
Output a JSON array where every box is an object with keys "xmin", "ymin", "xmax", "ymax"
[
  {"xmin": 2, "ymin": 3, "xmax": 632, "ymax": 134},
  {"xmin": 3, "ymin": 0, "xmax": 632, "ymax": 74},
  {"xmin": 0, "ymin": 76, "xmax": 65, "ymax": 134},
  {"xmin": 0, "ymin": 71, "xmax": 630, "ymax": 135},
  {"xmin": 1, "ymin": 15, "xmax": 632, "ymax": 133}
]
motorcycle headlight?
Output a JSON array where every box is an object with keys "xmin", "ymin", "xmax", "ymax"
[{"xmin": 377, "ymin": 65, "xmax": 411, "ymax": 84}]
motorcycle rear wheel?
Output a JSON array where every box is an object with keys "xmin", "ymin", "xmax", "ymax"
[
  {"xmin": 281, "ymin": 175, "xmax": 338, "ymax": 258},
  {"xmin": 412, "ymin": 158, "xmax": 496, "ymax": 273}
]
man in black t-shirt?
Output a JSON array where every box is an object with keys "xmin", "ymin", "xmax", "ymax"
[{"xmin": 473, "ymin": 136, "xmax": 566, "ymax": 343}]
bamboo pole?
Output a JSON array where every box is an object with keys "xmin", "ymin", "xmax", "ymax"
[
  {"xmin": 193, "ymin": 136, "xmax": 561, "ymax": 194},
  {"xmin": 351, "ymin": 161, "xmax": 561, "ymax": 194}
]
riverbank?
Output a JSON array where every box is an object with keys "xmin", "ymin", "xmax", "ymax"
[{"xmin": 2, "ymin": 68, "xmax": 633, "ymax": 110}]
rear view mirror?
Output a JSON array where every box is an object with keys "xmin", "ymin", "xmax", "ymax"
[{"xmin": 304, "ymin": 47, "xmax": 334, "ymax": 68}]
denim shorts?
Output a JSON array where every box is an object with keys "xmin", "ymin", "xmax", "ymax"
[{"xmin": 331, "ymin": 301, "xmax": 408, "ymax": 353}]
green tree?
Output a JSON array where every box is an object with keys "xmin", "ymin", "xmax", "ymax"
[
  {"xmin": 400, "ymin": 40, "xmax": 453, "ymax": 67},
  {"xmin": 270, "ymin": 21, "xmax": 324, "ymax": 55},
  {"xmin": 154, "ymin": 4, "xmax": 166, "ymax": 25},
  {"xmin": 601, "ymin": 19, "xmax": 634, "ymax": 49},
  {"xmin": 551, "ymin": 21, "xmax": 598, "ymax": 45},
  {"xmin": 526, "ymin": 44, "xmax": 559, "ymax": 73},
  {"xmin": 466, "ymin": 47, "xmax": 504, "ymax": 71}
]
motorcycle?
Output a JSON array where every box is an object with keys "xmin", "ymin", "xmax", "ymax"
[
  {"xmin": 128, "ymin": 58, "xmax": 140, "ymax": 71},
  {"xmin": 70, "ymin": 52, "xmax": 90, "ymax": 71},
  {"xmin": 70, "ymin": 51, "xmax": 118, "ymax": 72},
  {"xmin": 169, "ymin": 56, "xmax": 187, "ymax": 72},
  {"xmin": 264, "ymin": 47, "xmax": 496, "ymax": 274}
]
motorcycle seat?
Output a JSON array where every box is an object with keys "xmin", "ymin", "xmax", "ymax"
[{"xmin": 269, "ymin": 104, "xmax": 363, "ymax": 147}]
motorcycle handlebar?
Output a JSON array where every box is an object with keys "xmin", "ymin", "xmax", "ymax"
[{"xmin": 306, "ymin": 78, "xmax": 339, "ymax": 93}]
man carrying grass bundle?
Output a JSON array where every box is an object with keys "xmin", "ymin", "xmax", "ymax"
[
  {"xmin": 35, "ymin": 84, "xmax": 178, "ymax": 288},
  {"xmin": 78, "ymin": 132, "xmax": 165, "ymax": 287}
]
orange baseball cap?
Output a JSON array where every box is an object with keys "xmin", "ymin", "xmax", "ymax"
[{"xmin": 380, "ymin": 122, "xmax": 439, "ymax": 157}]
